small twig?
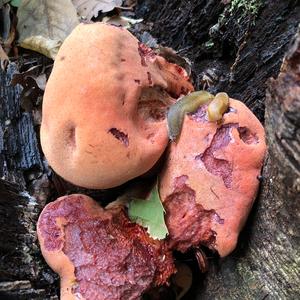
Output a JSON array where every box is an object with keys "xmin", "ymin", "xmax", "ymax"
[{"xmin": 0, "ymin": 44, "xmax": 9, "ymax": 70}]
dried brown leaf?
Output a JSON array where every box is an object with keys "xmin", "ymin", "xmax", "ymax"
[
  {"xmin": 11, "ymin": 65, "xmax": 46, "ymax": 111},
  {"xmin": 17, "ymin": 0, "xmax": 79, "ymax": 59},
  {"xmin": 102, "ymin": 15, "xmax": 142, "ymax": 29},
  {"xmin": 172, "ymin": 262, "xmax": 193, "ymax": 300},
  {"xmin": 0, "ymin": 3, "xmax": 17, "ymax": 55},
  {"xmin": 73, "ymin": 0, "xmax": 123, "ymax": 20}
]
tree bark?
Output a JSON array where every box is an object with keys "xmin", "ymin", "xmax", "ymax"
[
  {"xmin": 0, "ymin": 1, "xmax": 299, "ymax": 299},
  {"xmin": 0, "ymin": 63, "xmax": 58, "ymax": 299}
]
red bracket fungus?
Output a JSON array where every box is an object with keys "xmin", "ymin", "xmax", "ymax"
[
  {"xmin": 37, "ymin": 194, "xmax": 175, "ymax": 300},
  {"xmin": 40, "ymin": 23, "xmax": 193, "ymax": 189},
  {"xmin": 159, "ymin": 99, "xmax": 266, "ymax": 257}
]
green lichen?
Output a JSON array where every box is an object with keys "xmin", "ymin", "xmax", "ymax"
[
  {"xmin": 216, "ymin": 0, "xmax": 263, "ymax": 28},
  {"xmin": 204, "ymin": 39, "xmax": 215, "ymax": 49},
  {"xmin": 229, "ymin": 0, "xmax": 263, "ymax": 17},
  {"xmin": 208, "ymin": 0, "xmax": 264, "ymax": 41}
]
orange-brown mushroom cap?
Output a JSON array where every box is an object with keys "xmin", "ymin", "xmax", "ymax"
[
  {"xmin": 159, "ymin": 99, "xmax": 266, "ymax": 257},
  {"xmin": 37, "ymin": 194, "xmax": 175, "ymax": 300},
  {"xmin": 41, "ymin": 23, "xmax": 194, "ymax": 189}
]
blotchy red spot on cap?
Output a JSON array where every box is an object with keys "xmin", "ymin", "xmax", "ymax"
[
  {"xmin": 108, "ymin": 128, "xmax": 129, "ymax": 147},
  {"xmin": 138, "ymin": 42, "xmax": 156, "ymax": 67},
  {"xmin": 196, "ymin": 123, "xmax": 238, "ymax": 188},
  {"xmin": 173, "ymin": 175, "xmax": 189, "ymax": 189},
  {"xmin": 174, "ymin": 65, "xmax": 187, "ymax": 77},
  {"xmin": 189, "ymin": 105, "xmax": 208, "ymax": 123},
  {"xmin": 238, "ymin": 126, "xmax": 258, "ymax": 144},
  {"xmin": 38, "ymin": 195, "xmax": 91, "ymax": 251},
  {"xmin": 38, "ymin": 195, "xmax": 175, "ymax": 300},
  {"xmin": 164, "ymin": 177, "xmax": 222, "ymax": 252}
]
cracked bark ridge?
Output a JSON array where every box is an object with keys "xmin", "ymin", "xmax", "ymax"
[
  {"xmin": 0, "ymin": 180, "xmax": 58, "ymax": 299},
  {"xmin": 0, "ymin": 63, "xmax": 43, "ymax": 186},
  {"xmin": 190, "ymin": 28, "xmax": 300, "ymax": 300}
]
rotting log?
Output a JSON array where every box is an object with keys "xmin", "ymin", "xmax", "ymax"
[{"xmin": 0, "ymin": 1, "xmax": 299, "ymax": 299}]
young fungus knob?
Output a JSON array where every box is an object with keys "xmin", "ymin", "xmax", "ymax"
[{"xmin": 41, "ymin": 23, "xmax": 193, "ymax": 189}]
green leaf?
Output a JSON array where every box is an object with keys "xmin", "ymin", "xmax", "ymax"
[
  {"xmin": 10, "ymin": 0, "xmax": 21, "ymax": 7},
  {"xmin": 128, "ymin": 182, "xmax": 169, "ymax": 240},
  {"xmin": 17, "ymin": 0, "xmax": 79, "ymax": 59}
]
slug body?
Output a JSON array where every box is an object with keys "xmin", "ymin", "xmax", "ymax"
[
  {"xmin": 207, "ymin": 92, "xmax": 229, "ymax": 122},
  {"xmin": 167, "ymin": 91, "xmax": 214, "ymax": 142}
]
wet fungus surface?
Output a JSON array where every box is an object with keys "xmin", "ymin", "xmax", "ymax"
[
  {"xmin": 37, "ymin": 194, "xmax": 175, "ymax": 300},
  {"xmin": 163, "ymin": 175, "xmax": 221, "ymax": 253},
  {"xmin": 196, "ymin": 123, "xmax": 239, "ymax": 189},
  {"xmin": 160, "ymin": 99, "xmax": 266, "ymax": 257},
  {"xmin": 40, "ymin": 23, "xmax": 193, "ymax": 189}
]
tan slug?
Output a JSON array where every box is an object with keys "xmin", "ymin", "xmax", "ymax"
[
  {"xmin": 207, "ymin": 92, "xmax": 229, "ymax": 122},
  {"xmin": 167, "ymin": 91, "xmax": 230, "ymax": 142}
]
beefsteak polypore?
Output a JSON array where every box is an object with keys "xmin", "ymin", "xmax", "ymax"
[
  {"xmin": 40, "ymin": 23, "xmax": 193, "ymax": 189},
  {"xmin": 37, "ymin": 194, "xmax": 175, "ymax": 300},
  {"xmin": 159, "ymin": 99, "xmax": 266, "ymax": 257}
]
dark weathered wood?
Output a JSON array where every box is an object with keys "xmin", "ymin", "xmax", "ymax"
[
  {"xmin": 0, "ymin": 63, "xmax": 58, "ymax": 298},
  {"xmin": 0, "ymin": 179, "xmax": 58, "ymax": 299},
  {"xmin": 0, "ymin": 63, "xmax": 43, "ymax": 185}
]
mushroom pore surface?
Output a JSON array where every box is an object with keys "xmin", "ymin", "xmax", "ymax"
[
  {"xmin": 40, "ymin": 23, "xmax": 194, "ymax": 189},
  {"xmin": 37, "ymin": 194, "xmax": 175, "ymax": 300},
  {"xmin": 159, "ymin": 99, "xmax": 266, "ymax": 257}
]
